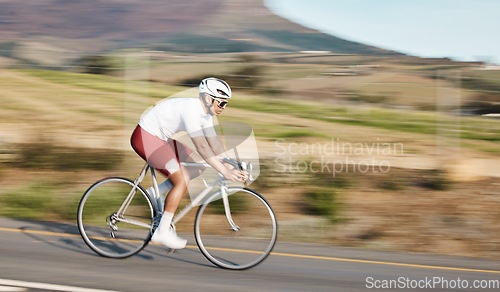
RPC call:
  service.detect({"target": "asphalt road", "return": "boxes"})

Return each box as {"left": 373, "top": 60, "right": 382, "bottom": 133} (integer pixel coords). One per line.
{"left": 0, "top": 218, "right": 499, "bottom": 292}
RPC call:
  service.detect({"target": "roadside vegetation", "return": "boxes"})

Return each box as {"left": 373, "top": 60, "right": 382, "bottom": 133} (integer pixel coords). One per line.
{"left": 1, "top": 54, "right": 499, "bottom": 258}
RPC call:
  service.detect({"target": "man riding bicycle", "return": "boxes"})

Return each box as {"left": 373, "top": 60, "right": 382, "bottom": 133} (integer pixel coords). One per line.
{"left": 130, "top": 78, "right": 247, "bottom": 249}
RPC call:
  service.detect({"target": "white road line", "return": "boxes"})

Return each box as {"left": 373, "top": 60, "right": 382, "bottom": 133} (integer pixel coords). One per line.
{"left": 0, "top": 279, "right": 119, "bottom": 292}
{"left": 0, "top": 285, "right": 27, "bottom": 291}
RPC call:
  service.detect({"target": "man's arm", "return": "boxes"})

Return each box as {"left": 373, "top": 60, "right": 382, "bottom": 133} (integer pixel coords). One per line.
{"left": 205, "top": 135, "right": 227, "bottom": 158}
{"left": 191, "top": 136, "right": 244, "bottom": 182}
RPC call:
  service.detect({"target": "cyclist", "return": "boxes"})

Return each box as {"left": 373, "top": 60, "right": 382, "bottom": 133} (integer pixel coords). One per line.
{"left": 130, "top": 77, "right": 247, "bottom": 249}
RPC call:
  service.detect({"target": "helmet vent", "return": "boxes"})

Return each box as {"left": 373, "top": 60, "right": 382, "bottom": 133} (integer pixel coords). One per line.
{"left": 217, "top": 89, "right": 229, "bottom": 97}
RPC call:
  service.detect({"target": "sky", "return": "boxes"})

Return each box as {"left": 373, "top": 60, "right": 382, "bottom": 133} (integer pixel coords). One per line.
{"left": 266, "top": 0, "right": 500, "bottom": 64}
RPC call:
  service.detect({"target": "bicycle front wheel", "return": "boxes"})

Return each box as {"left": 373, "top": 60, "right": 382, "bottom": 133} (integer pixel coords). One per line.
{"left": 195, "top": 187, "right": 277, "bottom": 270}
{"left": 77, "top": 177, "right": 156, "bottom": 258}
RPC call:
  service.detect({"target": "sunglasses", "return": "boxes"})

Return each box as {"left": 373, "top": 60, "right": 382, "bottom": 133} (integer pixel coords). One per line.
{"left": 210, "top": 96, "right": 229, "bottom": 109}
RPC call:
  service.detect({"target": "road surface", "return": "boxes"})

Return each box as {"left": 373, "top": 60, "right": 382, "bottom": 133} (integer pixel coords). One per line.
{"left": 0, "top": 218, "right": 499, "bottom": 291}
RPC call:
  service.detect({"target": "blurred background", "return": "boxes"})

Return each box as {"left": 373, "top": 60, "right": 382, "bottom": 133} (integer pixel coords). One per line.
{"left": 0, "top": 0, "right": 499, "bottom": 259}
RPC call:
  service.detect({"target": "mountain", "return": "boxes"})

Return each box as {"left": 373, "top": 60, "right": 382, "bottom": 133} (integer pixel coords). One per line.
{"left": 0, "top": 0, "right": 402, "bottom": 65}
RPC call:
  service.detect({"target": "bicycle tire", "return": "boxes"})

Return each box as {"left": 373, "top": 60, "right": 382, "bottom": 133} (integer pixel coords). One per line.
{"left": 77, "top": 177, "right": 156, "bottom": 259}
{"left": 194, "top": 187, "right": 277, "bottom": 270}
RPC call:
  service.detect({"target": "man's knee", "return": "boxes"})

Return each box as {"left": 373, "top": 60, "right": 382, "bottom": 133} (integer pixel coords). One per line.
{"left": 171, "top": 175, "right": 188, "bottom": 192}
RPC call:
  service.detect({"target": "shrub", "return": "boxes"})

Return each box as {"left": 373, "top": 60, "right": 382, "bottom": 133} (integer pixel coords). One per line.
{"left": 349, "top": 94, "right": 389, "bottom": 104}
{"left": 379, "top": 180, "right": 404, "bottom": 191}
{"left": 14, "top": 142, "right": 122, "bottom": 171}
{"left": 303, "top": 187, "right": 340, "bottom": 222}
{"left": 419, "top": 169, "right": 451, "bottom": 190}
{"left": 76, "top": 55, "right": 115, "bottom": 75}
{"left": 0, "top": 183, "right": 54, "bottom": 219}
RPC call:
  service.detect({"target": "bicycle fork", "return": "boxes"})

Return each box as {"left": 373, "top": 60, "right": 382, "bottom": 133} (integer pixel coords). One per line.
{"left": 170, "top": 178, "right": 240, "bottom": 233}
{"left": 221, "top": 184, "right": 240, "bottom": 232}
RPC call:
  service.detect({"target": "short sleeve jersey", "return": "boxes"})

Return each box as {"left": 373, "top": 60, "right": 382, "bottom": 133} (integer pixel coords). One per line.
{"left": 138, "top": 97, "right": 216, "bottom": 141}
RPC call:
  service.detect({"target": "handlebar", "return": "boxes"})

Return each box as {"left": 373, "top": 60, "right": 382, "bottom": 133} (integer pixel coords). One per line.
{"left": 180, "top": 157, "right": 254, "bottom": 181}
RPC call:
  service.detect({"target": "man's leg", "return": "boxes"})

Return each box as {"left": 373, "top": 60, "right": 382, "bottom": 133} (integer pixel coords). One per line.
{"left": 163, "top": 168, "right": 188, "bottom": 213}
{"left": 151, "top": 165, "right": 188, "bottom": 249}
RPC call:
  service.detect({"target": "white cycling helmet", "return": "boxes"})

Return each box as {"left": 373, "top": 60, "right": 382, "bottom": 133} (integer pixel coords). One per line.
{"left": 199, "top": 77, "right": 232, "bottom": 99}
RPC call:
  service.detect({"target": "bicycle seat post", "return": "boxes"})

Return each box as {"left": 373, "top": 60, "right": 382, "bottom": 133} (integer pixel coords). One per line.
{"left": 150, "top": 167, "right": 162, "bottom": 211}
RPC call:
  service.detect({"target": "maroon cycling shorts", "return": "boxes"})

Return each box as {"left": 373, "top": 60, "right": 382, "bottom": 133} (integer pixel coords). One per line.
{"left": 130, "top": 125, "right": 193, "bottom": 176}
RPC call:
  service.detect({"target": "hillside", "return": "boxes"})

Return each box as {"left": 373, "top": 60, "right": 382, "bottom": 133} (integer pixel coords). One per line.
{"left": 0, "top": 0, "right": 401, "bottom": 66}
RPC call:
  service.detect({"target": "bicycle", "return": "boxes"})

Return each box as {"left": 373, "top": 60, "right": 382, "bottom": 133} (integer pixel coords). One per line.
{"left": 77, "top": 158, "right": 278, "bottom": 270}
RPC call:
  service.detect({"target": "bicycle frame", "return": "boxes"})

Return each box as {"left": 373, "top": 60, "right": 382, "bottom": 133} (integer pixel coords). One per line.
{"left": 115, "top": 162, "right": 240, "bottom": 232}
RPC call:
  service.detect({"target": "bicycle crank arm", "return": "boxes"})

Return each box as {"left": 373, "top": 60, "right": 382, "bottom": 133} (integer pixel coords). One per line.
{"left": 113, "top": 217, "right": 152, "bottom": 229}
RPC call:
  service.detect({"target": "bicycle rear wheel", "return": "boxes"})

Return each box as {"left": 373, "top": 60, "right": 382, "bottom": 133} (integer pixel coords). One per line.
{"left": 194, "top": 187, "right": 277, "bottom": 270}
{"left": 77, "top": 177, "right": 156, "bottom": 258}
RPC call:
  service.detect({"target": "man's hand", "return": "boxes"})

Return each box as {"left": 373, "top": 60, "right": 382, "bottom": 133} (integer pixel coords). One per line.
{"left": 223, "top": 168, "right": 248, "bottom": 182}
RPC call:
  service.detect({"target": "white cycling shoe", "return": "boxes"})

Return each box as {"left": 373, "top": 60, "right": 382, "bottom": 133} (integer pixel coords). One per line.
{"left": 151, "top": 227, "right": 187, "bottom": 250}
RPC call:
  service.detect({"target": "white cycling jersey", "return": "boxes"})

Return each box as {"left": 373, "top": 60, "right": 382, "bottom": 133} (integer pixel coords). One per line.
{"left": 139, "top": 97, "right": 216, "bottom": 141}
